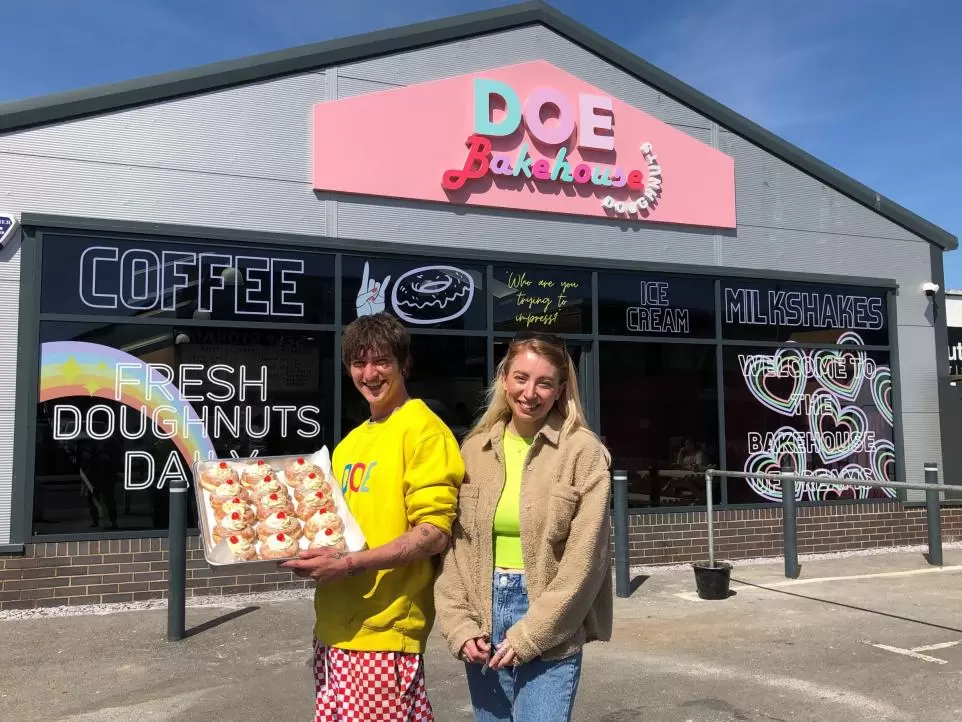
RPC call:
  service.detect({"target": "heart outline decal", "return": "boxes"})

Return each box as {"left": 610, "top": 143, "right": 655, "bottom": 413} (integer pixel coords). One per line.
{"left": 806, "top": 465, "right": 873, "bottom": 501}
{"left": 744, "top": 426, "right": 807, "bottom": 502}
{"left": 839, "top": 464, "right": 872, "bottom": 500}
{"left": 810, "top": 332, "right": 866, "bottom": 402}
{"left": 871, "top": 365, "right": 894, "bottom": 427}
{"left": 870, "top": 439, "right": 898, "bottom": 498}
{"left": 741, "top": 347, "right": 808, "bottom": 417}
{"left": 807, "top": 468, "right": 842, "bottom": 501}
{"left": 807, "top": 388, "right": 869, "bottom": 464}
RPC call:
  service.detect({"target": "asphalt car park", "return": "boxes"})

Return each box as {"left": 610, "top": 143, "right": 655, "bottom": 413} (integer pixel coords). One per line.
{"left": 2, "top": 545, "right": 961, "bottom": 721}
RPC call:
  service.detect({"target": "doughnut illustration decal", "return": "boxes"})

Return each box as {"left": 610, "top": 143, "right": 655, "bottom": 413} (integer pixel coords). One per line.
{"left": 390, "top": 265, "right": 475, "bottom": 325}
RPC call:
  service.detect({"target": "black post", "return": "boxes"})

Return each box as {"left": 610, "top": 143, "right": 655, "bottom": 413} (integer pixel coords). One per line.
{"left": 780, "top": 460, "right": 800, "bottom": 579}
{"left": 167, "top": 476, "right": 188, "bottom": 641}
{"left": 924, "top": 463, "right": 943, "bottom": 567}
{"left": 613, "top": 469, "right": 630, "bottom": 598}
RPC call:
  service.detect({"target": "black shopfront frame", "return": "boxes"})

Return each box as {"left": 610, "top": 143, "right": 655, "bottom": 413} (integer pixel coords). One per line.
{"left": 9, "top": 214, "right": 904, "bottom": 544}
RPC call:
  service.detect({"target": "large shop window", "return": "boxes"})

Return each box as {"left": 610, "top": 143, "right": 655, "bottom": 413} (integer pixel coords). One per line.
{"left": 341, "top": 335, "right": 488, "bottom": 443}
{"left": 34, "top": 322, "right": 335, "bottom": 535}
{"left": 599, "top": 343, "right": 718, "bottom": 507}
{"left": 41, "top": 233, "right": 336, "bottom": 324}
{"left": 722, "top": 345, "right": 896, "bottom": 504}
{"left": 341, "top": 255, "right": 486, "bottom": 330}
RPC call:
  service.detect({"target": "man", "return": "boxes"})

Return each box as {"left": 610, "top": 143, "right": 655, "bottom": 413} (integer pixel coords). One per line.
{"left": 283, "top": 312, "right": 464, "bottom": 721}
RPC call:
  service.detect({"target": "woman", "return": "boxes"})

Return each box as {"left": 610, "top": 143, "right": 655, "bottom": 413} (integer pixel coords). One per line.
{"left": 434, "top": 330, "right": 613, "bottom": 722}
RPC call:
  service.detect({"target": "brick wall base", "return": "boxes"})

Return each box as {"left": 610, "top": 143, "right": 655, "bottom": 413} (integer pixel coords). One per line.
{"left": 622, "top": 502, "right": 962, "bottom": 566}
{"left": 3, "top": 503, "right": 962, "bottom": 610}
{"left": 0, "top": 536, "right": 312, "bottom": 611}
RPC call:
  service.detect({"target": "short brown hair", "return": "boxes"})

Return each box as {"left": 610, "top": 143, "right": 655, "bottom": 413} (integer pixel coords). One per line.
{"left": 341, "top": 312, "right": 411, "bottom": 376}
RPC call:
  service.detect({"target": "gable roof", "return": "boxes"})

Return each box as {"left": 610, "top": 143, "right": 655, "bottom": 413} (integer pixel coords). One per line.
{"left": 0, "top": 1, "right": 954, "bottom": 251}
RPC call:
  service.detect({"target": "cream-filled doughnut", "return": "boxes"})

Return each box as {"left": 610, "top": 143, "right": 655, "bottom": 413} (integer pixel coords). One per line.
{"left": 296, "top": 491, "right": 334, "bottom": 522}
{"left": 214, "top": 497, "right": 255, "bottom": 525}
{"left": 240, "top": 459, "right": 275, "bottom": 489}
{"left": 260, "top": 532, "right": 299, "bottom": 560}
{"left": 284, "top": 457, "right": 323, "bottom": 487}
{"left": 305, "top": 510, "right": 345, "bottom": 540}
{"left": 199, "top": 461, "right": 239, "bottom": 492}
{"left": 213, "top": 510, "right": 256, "bottom": 544}
{"left": 210, "top": 478, "right": 249, "bottom": 508}
{"left": 256, "top": 492, "right": 295, "bottom": 520}
{"left": 250, "top": 474, "right": 286, "bottom": 500}
{"left": 258, "top": 510, "right": 302, "bottom": 541}
{"left": 309, "top": 526, "right": 347, "bottom": 552}
{"left": 225, "top": 534, "right": 257, "bottom": 561}
{"left": 293, "top": 471, "right": 332, "bottom": 502}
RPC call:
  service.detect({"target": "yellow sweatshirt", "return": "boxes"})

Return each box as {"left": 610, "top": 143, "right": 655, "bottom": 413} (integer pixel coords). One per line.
{"left": 313, "top": 398, "right": 464, "bottom": 653}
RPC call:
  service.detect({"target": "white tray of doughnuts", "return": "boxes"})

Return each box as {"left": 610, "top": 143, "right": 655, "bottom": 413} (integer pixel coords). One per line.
{"left": 191, "top": 447, "right": 367, "bottom": 568}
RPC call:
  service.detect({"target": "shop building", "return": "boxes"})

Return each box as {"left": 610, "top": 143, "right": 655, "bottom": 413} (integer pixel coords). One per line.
{"left": 0, "top": 2, "right": 959, "bottom": 610}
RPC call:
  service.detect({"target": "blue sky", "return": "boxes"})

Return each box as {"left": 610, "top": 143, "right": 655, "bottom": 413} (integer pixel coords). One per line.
{"left": 2, "top": 0, "right": 960, "bottom": 284}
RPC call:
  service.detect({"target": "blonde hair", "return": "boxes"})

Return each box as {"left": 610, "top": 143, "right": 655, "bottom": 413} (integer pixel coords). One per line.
{"left": 469, "top": 334, "right": 590, "bottom": 440}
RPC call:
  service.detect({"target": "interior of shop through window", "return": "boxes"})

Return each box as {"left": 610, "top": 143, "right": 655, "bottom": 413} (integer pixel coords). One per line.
{"left": 27, "top": 227, "right": 900, "bottom": 538}
{"left": 599, "top": 342, "right": 719, "bottom": 508}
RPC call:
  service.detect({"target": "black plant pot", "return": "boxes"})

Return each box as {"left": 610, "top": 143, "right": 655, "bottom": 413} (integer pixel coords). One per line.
{"left": 691, "top": 561, "right": 732, "bottom": 600}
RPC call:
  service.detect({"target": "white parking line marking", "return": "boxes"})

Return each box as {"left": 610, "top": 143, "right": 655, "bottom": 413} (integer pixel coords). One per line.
{"left": 867, "top": 642, "right": 950, "bottom": 664}
{"left": 761, "top": 565, "right": 962, "bottom": 588}
{"left": 912, "top": 641, "right": 962, "bottom": 652}
{"left": 674, "top": 564, "right": 962, "bottom": 601}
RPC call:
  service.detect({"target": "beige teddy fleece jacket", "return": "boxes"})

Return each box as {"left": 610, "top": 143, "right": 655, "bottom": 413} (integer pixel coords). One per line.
{"left": 434, "top": 411, "right": 613, "bottom": 663}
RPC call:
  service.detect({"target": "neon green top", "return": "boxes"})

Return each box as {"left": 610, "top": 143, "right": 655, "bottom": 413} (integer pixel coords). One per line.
{"left": 493, "top": 428, "right": 533, "bottom": 569}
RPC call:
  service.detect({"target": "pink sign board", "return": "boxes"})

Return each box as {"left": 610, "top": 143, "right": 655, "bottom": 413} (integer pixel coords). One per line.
{"left": 313, "top": 60, "right": 736, "bottom": 228}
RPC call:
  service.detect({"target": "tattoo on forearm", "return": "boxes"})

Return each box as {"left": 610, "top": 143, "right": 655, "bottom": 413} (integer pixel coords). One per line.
{"left": 379, "top": 524, "right": 448, "bottom": 568}
{"left": 415, "top": 524, "right": 446, "bottom": 553}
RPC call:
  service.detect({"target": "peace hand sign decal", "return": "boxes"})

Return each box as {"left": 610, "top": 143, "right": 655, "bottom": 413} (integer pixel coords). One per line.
{"left": 356, "top": 261, "right": 391, "bottom": 318}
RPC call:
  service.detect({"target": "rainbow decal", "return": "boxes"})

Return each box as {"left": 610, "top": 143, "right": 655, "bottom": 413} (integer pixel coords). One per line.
{"left": 39, "top": 341, "right": 215, "bottom": 463}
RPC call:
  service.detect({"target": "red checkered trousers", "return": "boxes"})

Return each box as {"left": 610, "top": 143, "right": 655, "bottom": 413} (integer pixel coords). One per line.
{"left": 313, "top": 639, "right": 434, "bottom": 721}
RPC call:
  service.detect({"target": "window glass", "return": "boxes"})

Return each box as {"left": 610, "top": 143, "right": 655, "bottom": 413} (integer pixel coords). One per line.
{"left": 723, "top": 345, "right": 896, "bottom": 504}
{"left": 342, "top": 255, "right": 485, "bottom": 330}
{"left": 720, "top": 279, "right": 889, "bottom": 345}
{"left": 492, "top": 265, "right": 592, "bottom": 333}
{"left": 341, "top": 335, "right": 488, "bottom": 443}
{"left": 598, "top": 272, "right": 714, "bottom": 338}
{"left": 40, "top": 234, "right": 335, "bottom": 324}
{"left": 599, "top": 343, "right": 719, "bottom": 507}
{"left": 33, "top": 321, "right": 334, "bottom": 535}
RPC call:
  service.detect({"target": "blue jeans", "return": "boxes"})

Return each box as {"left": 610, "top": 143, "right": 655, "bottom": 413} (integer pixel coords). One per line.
{"left": 465, "top": 571, "right": 583, "bottom": 722}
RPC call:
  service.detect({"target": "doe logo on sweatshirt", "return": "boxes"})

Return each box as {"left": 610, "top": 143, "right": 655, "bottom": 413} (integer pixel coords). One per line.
{"left": 340, "top": 461, "right": 376, "bottom": 495}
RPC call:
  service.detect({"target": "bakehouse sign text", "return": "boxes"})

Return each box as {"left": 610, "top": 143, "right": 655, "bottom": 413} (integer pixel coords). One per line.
{"left": 442, "top": 79, "right": 663, "bottom": 218}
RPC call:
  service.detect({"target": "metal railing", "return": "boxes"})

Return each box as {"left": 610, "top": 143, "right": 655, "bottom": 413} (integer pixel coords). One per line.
{"left": 705, "top": 463, "right": 949, "bottom": 579}
{"left": 168, "top": 465, "right": 954, "bottom": 626}
{"left": 611, "top": 463, "right": 953, "bottom": 597}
